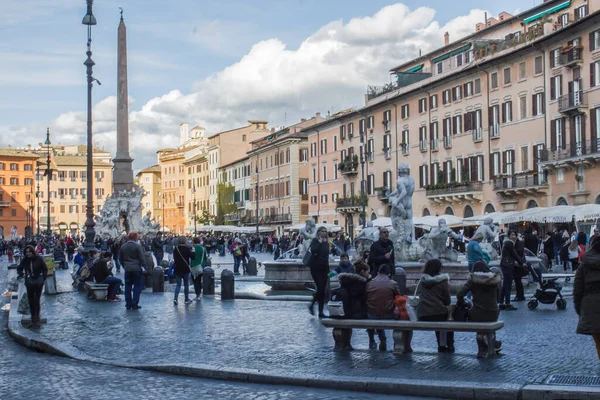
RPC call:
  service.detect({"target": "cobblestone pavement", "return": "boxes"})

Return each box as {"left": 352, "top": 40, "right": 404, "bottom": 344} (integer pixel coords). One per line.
{"left": 0, "top": 259, "right": 434, "bottom": 400}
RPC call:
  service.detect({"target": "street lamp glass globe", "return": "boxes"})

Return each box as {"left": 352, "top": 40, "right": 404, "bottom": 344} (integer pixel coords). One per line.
{"left": 82, "top": 1, "right": 96, "bottom": 26}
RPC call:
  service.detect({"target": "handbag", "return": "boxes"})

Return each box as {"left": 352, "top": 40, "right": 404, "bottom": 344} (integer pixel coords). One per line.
{"left": 167, "top": 262, "right": 175, "bottom": 279}
{"left": 302, "top": 247, "right": 313, "bottom": 266}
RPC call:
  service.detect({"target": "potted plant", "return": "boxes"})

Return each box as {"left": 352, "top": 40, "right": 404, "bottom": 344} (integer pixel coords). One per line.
{"left": 575, "top": 174, "right": 584, "bottom": 182}
{"left": 352, "top": 154, "right": 359, "bottom": 169}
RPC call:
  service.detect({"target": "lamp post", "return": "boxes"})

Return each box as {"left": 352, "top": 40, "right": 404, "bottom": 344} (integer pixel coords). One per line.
{"left": 82, "top": 0, "right": 99, "bottom": 252}
{"left": 44, "top": 128, "right": 52, "bottom": 237}
{"left": 255, "top": 164, "right": 259, "bottom": 236}
{"left": 36, "top": 166, "right": 40, "bottom": 236}
{"left": 192, "top": 181, "right": 197, "bottom": 235}
{"left": 359, "top": 131, "right": 366, "bottom": 228}
{"left": 161, "top": 192, "right": 165, "bottom": 231}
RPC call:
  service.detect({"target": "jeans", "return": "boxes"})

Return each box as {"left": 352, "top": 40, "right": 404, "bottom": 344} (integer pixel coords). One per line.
{"left": 501, "top": 267, "right": 514, "bottom": 305}
{"left": 175, "top": 273, "right": 190, "bottom": 301}
{"left": 26, "top": 280, "right": 44, "bottom": 318}
{"left": 124, "top": 271, "right": 143, "bottom": 308}
{"left": 102, "top": 276, "right": 122, "bottom": 298}
{"left": 367, "top": 313, "right": 394, "bottom": 340}
{"left": 192, "top": 273, "right": 202, "bottom": 297}
{"left": 419, "top": 313, "right": 454, "bottom": 347}
{"left": 233, "top": 255, "right": 241, "bottom": 274}
{"left": 154, "top": 251, "right": 163, "bottom": 266}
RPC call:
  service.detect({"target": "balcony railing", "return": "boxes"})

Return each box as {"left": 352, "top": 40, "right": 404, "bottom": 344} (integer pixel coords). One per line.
{"left": 430, "top": 139, "right": 439, "bottom": 151}
{"left": 336, "top": 196, "right": 363, "bottom": 210}
{"left": 542, "top": 139, "right": 600, "bottom": 163}
{"left": 377, "top": 187, "right": 389, "bottom": 202}
{"left": 558, "top": 91, "right": 587, "bottom": 114}
{"left": 426, "top": 181, "right": 483, "bottom": 197}
{"left": 339, "top": 161, "right": 359, "bottom": 176}
{"left": 401, "top": 143, "right": 409, "bottom": 155}
{"left": 176, "top": 202, "right": 184, "bottom": 208}
{"left": 493, "top": 174, "right": 546, "bottom": 191}
{"left": 265, "top": 213, "right": 292, "bottom": 223}
{"left": 419, "top": 140, "right": 427, "bottom": 152}
{"left": 559, "top": 46, "right": 583, "bottom": 68}
{"left": 489, "top": 124, "right": 500, "bottom": 139}
{"left": 383, "top": 148, "right": 391, "bottom": 159}
{"left": 473, "top": 127, "right": 483, "bottom": 142}
{"left": 0, "top": 201, "right": 10, "bottom": 207}
{"left": 236, "top": 201, "right": 245, "bottom": 208}
{"left": 225, "top": 214, "right": 240, "bottom": 222}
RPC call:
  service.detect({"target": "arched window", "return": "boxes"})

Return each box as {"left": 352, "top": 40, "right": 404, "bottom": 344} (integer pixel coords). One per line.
{"left": 595, "top": 195, "right": 600, "bottom": 205}
{"left": 484, "top": 204, "right": 495, "bottom": 214}
{"left": 444, "top": 207, "right": 454, "bottom": 215}
{"left": 464, "top": 205, "right": 474, "bottom": 218}
{"left": 370, "top": 212, "right": 377, "bottom": 221}
{"left": 556, "top": 197, "right": 568, "bottom": 206}
{"left": 422, "top": 208, "right": 431, "bottom": 216}
{"left": 526, "top": 200, "right": 539, "bottom": 209}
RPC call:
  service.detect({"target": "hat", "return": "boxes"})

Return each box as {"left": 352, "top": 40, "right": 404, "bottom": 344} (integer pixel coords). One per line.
{"left": 472, "top": 260, "right": 490, "bottom": 273}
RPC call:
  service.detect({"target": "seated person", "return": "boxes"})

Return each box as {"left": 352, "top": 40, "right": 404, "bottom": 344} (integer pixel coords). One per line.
{"left": 329, "top": 252, "right": 353, "bottom": 277}
{"left": 366, "top": 264, "right": 400, "bottom": 351}
{"left": 91, "top": 251, "right": 123, "bottom": 301}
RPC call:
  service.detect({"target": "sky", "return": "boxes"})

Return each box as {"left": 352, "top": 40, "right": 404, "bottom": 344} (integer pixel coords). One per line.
{"left": 0, "top": 0, "right": 540, "bottom": 170}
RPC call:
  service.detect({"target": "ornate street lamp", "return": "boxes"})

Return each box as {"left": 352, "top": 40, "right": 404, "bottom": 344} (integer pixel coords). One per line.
{"left": 192, "top": 180, "right": 197, "bottom": 235}
{"left": 44, "top": 128, "right": 51, "bottom": 237}
{"left": 359, "top": 130, "right": 366, "bottom": 228}
{"left": 36, "top": 166, "right": 40, "bottom": 236}
{"left": 255, "top": 164, "right": 259, "bottom": 236}
{"left": 82, "top": 0, "right": 100, "bottom": 252}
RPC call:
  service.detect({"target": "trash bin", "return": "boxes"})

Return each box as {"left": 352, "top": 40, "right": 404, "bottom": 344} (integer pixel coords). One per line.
{"left": 394, "top": 266, "right": 407, "bottom": 295}
{"left": 221, "top": 269, "right": 234, "bottom": 300}
{"left": 246, "top": 257, "right": 257, "bottom": 276}
{"left": 152, "top": 267, "right": 164, "bottom": 293}
{"left": 202, "top": 267, "right": 215, "bottom": 296}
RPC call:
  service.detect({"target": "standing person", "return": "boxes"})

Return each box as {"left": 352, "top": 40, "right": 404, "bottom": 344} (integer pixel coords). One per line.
{"left": 499, "top": 230, "right": 525, "bottom": 310}
{"left": 467, "top": 233, "right": 485, "bottom": 271}
{"left": 416, "top": 259, "right": 454, "bottom": 353}
{"left": 231, "top": 237, "right": 243, "bottom": 276}
{"left": 17, "top": 245, "right": 48, "bottom": 328}
{"left": 66, "top": 236, "right": 76, "bottom": 262}
{"left": 190, "top": 237, "right": 207, "bottom": 301}
{"left": 152, "top": 232, "right": 164, "bottom": 266}
{"left": 552, "top": 228, "right": 564, "bottom": 268}
{"left": 574, "top": 235, "right": 600, "bottom": 358}
{"left": 512, "top": 233, "right": 527, "bottom": 302}
{"left": 165, "top": 236, "right": 174, "bottom": 263}
{"left": 542, "top": 233, "right": 554, "bottom": 269}
{"left": 111, "top": 238, "right": 122, "bottom": 273}
{"left": 307, "top": 226, "right": 330, "bottom": 318}
{"left": 173, "top": 236, "right": 194, "bottom": 305}
{"left": 368, "top": 227, "right": 395, "bottom": 277}
{"left": 119, "top": 232, "right": 146, "bottom": 310}
{"left": 366, "top": 264, "right": 400, "bottom": 351}
{"left": 568, "top": 239, "right": 583, "bottom": 272}
{"left": 524, "top": 230, "right": 539, "bottom": 255}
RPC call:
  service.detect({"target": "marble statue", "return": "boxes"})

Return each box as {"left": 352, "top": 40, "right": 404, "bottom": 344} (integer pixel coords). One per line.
{"left": 474, "top": 217, "right": 500, "bottom": 260}
{"left": 141, "top": 211, "right": 161, "bottom": 236}
{"left": 298, "top": 219, "right": 317, "bottom": 258}
{"left": 10, "top": 226, "right": 18, "bottom": 240}
{"left": 420, "top": 219, "right": 460, "bottom": 262}
{"left": 94, "top": 186, "right": 152, "bottom": 239}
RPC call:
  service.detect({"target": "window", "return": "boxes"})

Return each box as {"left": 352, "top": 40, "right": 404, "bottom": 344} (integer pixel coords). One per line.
{"left": 322, "top": 164, "right": 327, "bottom": 181}
{"left": 592, "top": 61, "right": 600, "bottom": 87}
{"left": 550, "top": 48, "right": 561, "bottom": 68}
{"left": 591, "top": 30, "right": 600, "bottom": 52}
{"left": 12, "top": 209, "right": 16, "bottom": 217}
{"left": 418, "top": 165, "right": 428, "bottom": 188}
{"left": 333, "top": 135, "right": 338, "bottom": 152}
{"left": 453, "top": 115, "right": 462, "bottom": 135}
{"left": 331, "top": 193, "right": 338, "bottom": 202}
{"left": 383, "top": 134, "right": 391, "bottom": 159}
{"left": 463, "top": 81, "right": 473, "bottom": 97}
{"left": 443, "top": 117, "right": 452, "bottom": 147}
{"left": 456, "top": 53, "right": 463, "bottom": 67}
{"left": 359, "top": 118, "right": 366, "bottom": 134}
{"left": 419, "top": 126, "right": 427, "bottom": 152}
{"left": 429, "top": 94, "right": 438, "bottom": 109}
{"left": 383, "top": 110, "right": 391, "bottom": 131}
{"left": 321, "top": 194, "right": 327, "bottom": 204}
{"left": 24, "top": 178, "right": 32, "bottom": 185}
{"left": 367, "top": 116, "right": 375, "bottom": 129}
{"left": 474, "top": 78, "right": 481, "bottom": 94}
{"left": 367, "top": 174, "right": 374, "bottom": 195}
{"left": 9, "top": 163, "right": 18, "bottom": 171}
{"left": 452, "top": 85, "right": 462, "bottom": 101}
{"left": 312, "top": 167, "right": 317, "bottom": 183}
{"left": 367, "top": 138, "right": 375, "bottom": 162}
{"left": 24, "top": 164, "right": 33, "bottom": 171}
{"left": 551, "top": 75, "right": 562, "bottom": 100}
{"left": 339, "top": 125, "right": 346, "bottom": 139}
{"left": 491, "top": 72, "right": 498, "bottom": 89}
{"left": 310, "top": 142, "right": 317, "bottom": 157}
{"left": 442, "top": 89, "right": 451, "bottom": 105}
{"left": 430, "top": 122, "right": 439, "bottom": 151}
{"left": 519, "top": 96, "right": 527, "bottom": 120}
{"left": 348, "top": 122, "right": 354, "bottom": 137}
{"left": 519, "top": 62, "right": 526, "bottom": 80}
{"left": 401, "top": 104, "right": 409, "bottom": 119}
{"left": 320, "top": 139, "right": 327, "bottom": 155}
{"left": 333, "top": 162, "right": 339, "bottom": 180}
{"left": 491, "top": 152, "right": 501, "bottom": 178}
{"left": 532, "top": 93, "right": 545, "bottom": 116}
{"left": 436, "top": 62, "right": 443, "bottom": 74}
{"left": 401, "top": 129, "right": 409, "bottom": 154}
{"left": 419, "top": 97, "right": 427, "bottom": 113}
{"left": 575, "top": 5, "right": 588, "bottom": 20}
{"left": 534, "top": 56, "right": 543, "bottom": 74}
{"left": 502, "top": 101, "right": 512, "bottom": 123}
{"left": 521, "top": 146, "right": 529, "bottom": 171}
{"left": 558, "top": 12, "right": 569, "bottom": 27}
{"left": 383, "top": 170, "right": 392, "bottom": 189}
{"left": 9, "top": 178, "right": 18, "bottom": 185}
{"left": 503, "top": 67, "right": 511, "bottom": 85}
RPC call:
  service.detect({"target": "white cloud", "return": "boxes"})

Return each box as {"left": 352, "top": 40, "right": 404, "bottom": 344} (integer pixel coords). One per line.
{"left": 1, "top": 3, "right": 488, "bottom": 169}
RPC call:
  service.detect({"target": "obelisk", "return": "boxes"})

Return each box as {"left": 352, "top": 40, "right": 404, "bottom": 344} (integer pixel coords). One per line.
{"left": 113, "top": 9, "right": 134, "bottom": 192}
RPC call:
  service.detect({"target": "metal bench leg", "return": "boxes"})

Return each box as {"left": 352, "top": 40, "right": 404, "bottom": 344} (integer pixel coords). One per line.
{"left": 476, "top": 332, "right": 497, "bottom": 358}
{"left": 333, "top": 328, "right": 343, "bottom": 351}
{"left": 392, "top": 330, "right": 413, "bottom": 354}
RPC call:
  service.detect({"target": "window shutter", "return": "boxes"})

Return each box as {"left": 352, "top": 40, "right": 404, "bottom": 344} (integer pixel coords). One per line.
{"left": 570, "top": 117, "right": 576, "bottom": 152}
{"left": 541, "top": 93, "right": 545, "bottom": 114}
{"left": 533, "top": 145, "right": 540, "bottom": 172}
{"left": 592, "top": 109, "right": 598, "bottom": 152}
{"left": 442, "top": 162, "right": 448, "bottom": 184}
{"left": 479, "top": 155, "right": 484, "bottom": 181}
{"left": 551, "top": 120, "right": 557, "bottom": 151}
{"left": 452, "top": 88, "right": 456, "bottom": 101}
{"left": 550, "top": 77, "right": 556, "bottom": 100}
{"left": 488, "top": 107, "right": 493, "bottom": 127}
{"left": 502, "top": 151, "right": 507, "bottom": 174}
{"left": 452, "top": 117, "right": 457, "bottom": 134}
{"left": 489, "top": 153, "right": 494, "bottom": 179}
{"left": 561, "top": 118, "right": 567, "bottom": 150}
{"left": 443, "top": 118, "right": 448, "bottom": 138}
{"left": 464, "top": 113, "right": 470, "bottom": 132}
{"left": 463, "top": 83, "right": 468, "bottom": 96}
{"left": 429, "top": 96, "right": 434, "bottom": 109}
{"left": 532, "top": 94, "right": 537, "bottom": 116}
{"left": 591, "top": 63, "right": 596, "bottom": 88}
{"left": 419, "top": 167, "right": 424, "bottom": 188}
{"left": 501, "top": 103, "right": 506, "bottom": 123}
{"left": 582, "top": 116, "right": 587, "bottom": 155}
{"left": 550, "top": 51, "right": 555, "bottom": 68}
{"left": 591, "top": 32, "right": 597, "bottom": 52}
{"left": 568, "top": 80, "right": 574, "bottom": 95}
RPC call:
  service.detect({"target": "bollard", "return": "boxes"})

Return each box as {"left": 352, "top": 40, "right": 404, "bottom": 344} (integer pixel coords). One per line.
{"left": 221, "top": 269, "right": 235, "bottom": 300}
{"left": 202, "top": 267, "right": 215, "bottom": 296}
{"left": 152, "top": 267, "right": 164, "bottom": 293}
{"left": 246, "top": 257, "right": 257, "bottom": 276}
{"left": 394, "top": 266, "right": 408, "bottom": 295}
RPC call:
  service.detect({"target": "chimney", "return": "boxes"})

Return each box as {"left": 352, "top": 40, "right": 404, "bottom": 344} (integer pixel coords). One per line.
{"left": 301, "top": 118, "right": 306, "bottom": 122}
{"left": 444, "top": 32, "right": 449, "bottom": 46}
{"left": 316, "top": 112, "right": 321, "bottom": 118}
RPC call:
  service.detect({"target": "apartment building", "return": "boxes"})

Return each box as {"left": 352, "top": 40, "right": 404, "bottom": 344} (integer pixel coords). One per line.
{"left": 136, "top": 165, "right": 162, "bottom": 225}
{"left": 308, "top": 0, "right": 600, "bottom": 236}
{"left": 218, "top": 157, "right": 252, "bottom": 226}
{"left": 158, "top": 148, "right": 188, "bottom": 234}
{"left": 246, "top": 114, "right": 325, "bottom": 234}
{"left": 207, "top": 121, "right": 270, "bottom": 216}
{"left": 0, "top": 149, "right": 39, "bottom": 238}
{"left": 183, "top": 151, "right": 210, "bottom": 232}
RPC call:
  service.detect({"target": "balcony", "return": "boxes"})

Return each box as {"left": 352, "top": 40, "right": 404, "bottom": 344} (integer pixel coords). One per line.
{"left": 493, "top": 173, "right": 548, "bottom": 196}
{"left": 0, "top": 201, "right": 10, "bottom": 207}
{"left": 558, "top": 91, "right": 587, "bottom": 115}
{"left": 559, "top": 46, "right": 583, "bottom": 68}
{"left": 489, "top": 124, "right": 500, "bottom": 139}
{"left": 419, "top": 140, "right": 427, "bottom": 152}
{"left": 339, "top": 157, "right": 359, "bottom": 176}
{"left": 443, "top": 135, "right": 452, "bottom": 149}
{"left": 236, "top": 201, "right": 246, "bottom": 209}
{"left": 265, "top": 213, "right": 292, "bottom": 223}
{"left": 472, "top": 127, "right": 483, "bottom": 142}
{"left": 367, "top": 70, "right": 432, "bottom": 101}
{"left": 376, "top": 187, "right": 389, "bottom": 203}
{"left": 301, "top": 193, "right": 308, "bottom": 201}
{"left": 336, "top": 196, "right": 363, "bottom": 213}
{"left": 176, "top": 202, "right": 184, "bottom": 208}
{"left": 541, "top": 139, "right": 600, "bottom": 170}
{"left": 425, "top": 181, "right": 483, "bottom": 203}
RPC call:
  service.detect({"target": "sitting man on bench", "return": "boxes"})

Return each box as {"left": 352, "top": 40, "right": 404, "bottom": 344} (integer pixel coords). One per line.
{"left": 91, "top": 251, "right": 123, "bottom": 301}
{"left": 366, "top": 263, "right": 400, "bottom": 351}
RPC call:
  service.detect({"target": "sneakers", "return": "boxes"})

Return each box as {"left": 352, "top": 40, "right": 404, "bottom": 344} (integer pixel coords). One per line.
{"left": 131, "top": 305, "right": 142, "bottom": 310}
{"left": 184, "top": 299, "right": 193, "bottom": 304}
{"left": 173, "top": 300, "right": 178, "bottom": 306}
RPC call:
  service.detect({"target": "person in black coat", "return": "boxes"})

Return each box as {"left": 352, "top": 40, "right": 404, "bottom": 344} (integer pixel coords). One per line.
{"left": 17, "top": 245, "right": 48, "bottom": 328}
{"left": 368, "top": 227, "right": 395, "bottom": 277}
{"left": 173, "top": 236, "right": 194, "bottom": 305}
{"left": 523, "top": 230, "right": 539, "bottom": 255}
{"left": 499, "top": 230, "right": 525, "bottom": 310}
{"left": 308, "top": 226, "right": 330, "bottom": 318}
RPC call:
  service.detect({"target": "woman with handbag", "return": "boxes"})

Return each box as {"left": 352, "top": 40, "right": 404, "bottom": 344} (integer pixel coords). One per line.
{"left": 17, "top": 245, "right": 48, "bottom": 329}
{"left": 173, "top": 236, "right": 195, "bottom": 305}
{"left": 190, "top": 237, "right": 207, "bottom": 301}
{"left": 500, "top": 230, "right": 524, "bottom": 310}
{"left": 308, "top": 226, "right": 330, "bottom": 318}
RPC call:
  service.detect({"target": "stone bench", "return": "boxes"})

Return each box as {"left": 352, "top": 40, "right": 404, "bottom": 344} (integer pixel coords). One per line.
{"left": 321, "top": 318, "right": 504, "bottom": 358}
{"left": 84, "top": 282, "right": 109, "bottom": 301}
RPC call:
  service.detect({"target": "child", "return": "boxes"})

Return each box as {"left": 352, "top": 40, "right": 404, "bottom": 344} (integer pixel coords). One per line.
{"left": 329, "top": 252, "right": 353, "bottom": 277}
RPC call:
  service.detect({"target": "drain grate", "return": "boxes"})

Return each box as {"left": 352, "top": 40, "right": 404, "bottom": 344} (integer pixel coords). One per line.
{"left": 546, "top": 375, "right": 600, "bottom": 387}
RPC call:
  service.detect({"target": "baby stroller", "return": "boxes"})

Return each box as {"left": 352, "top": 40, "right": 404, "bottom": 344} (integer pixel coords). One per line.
{"left": 527, "top": 265, "right": 567, "bottom": 310}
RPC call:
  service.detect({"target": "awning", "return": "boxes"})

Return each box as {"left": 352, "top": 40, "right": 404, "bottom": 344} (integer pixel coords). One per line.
{"left": 431, "top": 44, "right": 472, "bottom": 64}
{"left": 523, "top": 0, "right": 571, "bottom": 24}
{"left": 403, "top": 64, "right": 424, "bottom": 73}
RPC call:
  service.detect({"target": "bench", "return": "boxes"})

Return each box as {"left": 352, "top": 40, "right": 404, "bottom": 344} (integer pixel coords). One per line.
{"left": 84, "top": 282, "right": 109, "bottom": 301}
{"left": 321, "top": 319, "right": 504, "bottom": 358}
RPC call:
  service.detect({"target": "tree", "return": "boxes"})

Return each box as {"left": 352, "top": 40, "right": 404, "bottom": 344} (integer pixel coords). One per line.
{"left": 215, "top": 182, "right": 237, "bottom": 225}
{"left": 196, "top": 209, "right": 212, "bottom": 226}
